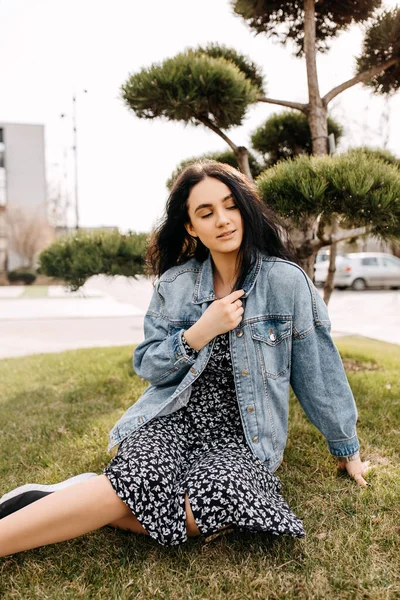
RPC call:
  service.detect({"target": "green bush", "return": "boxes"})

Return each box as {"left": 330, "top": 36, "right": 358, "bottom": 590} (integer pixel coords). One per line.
{"left": 39, "top": 230, "right": 149, "bottom": 291}
{"left": 7, "top": 270, "right": 37, "bottom": 285}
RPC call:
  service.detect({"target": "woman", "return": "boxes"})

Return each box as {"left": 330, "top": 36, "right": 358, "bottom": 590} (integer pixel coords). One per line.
{"left": 0, "top": 161, "right": 371, "bottom": 557}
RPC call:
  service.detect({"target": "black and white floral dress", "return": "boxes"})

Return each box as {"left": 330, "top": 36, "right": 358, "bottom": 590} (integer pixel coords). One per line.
{"left": 103, "top": 332, "right": 305, "bottom": 546}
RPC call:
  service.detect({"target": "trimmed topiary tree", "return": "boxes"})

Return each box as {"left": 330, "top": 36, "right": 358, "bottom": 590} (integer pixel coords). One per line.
{"left": 256, "top": 150, "right": 400, "bottom": 275}
{"left": 353, "top": 146, "right": 400, "bottom": 168}
{"left": 166, "top": 150, "right": 263, "bottom": 190}
{"left": 121, "top": 44, "right": 263, "bottom": 179}
{"left": 251, "top": 112, "right": 343, "bottom": 167}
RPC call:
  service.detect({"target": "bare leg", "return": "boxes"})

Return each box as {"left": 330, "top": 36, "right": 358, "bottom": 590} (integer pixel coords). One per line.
{"left": 0, "top": 475, "right": 132, "bottom": 557}
{"left": 0, "top": 476, "right": 204, "bottom": 557}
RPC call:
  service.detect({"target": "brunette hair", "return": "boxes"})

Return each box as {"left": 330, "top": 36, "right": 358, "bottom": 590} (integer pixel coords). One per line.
{"left": 146, "top": 160, "right": 294, "bottom": 291}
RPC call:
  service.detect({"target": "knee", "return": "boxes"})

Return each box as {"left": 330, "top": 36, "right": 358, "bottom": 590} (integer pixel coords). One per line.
{"left": 109, "top": 514, "right": 149, "bottom": 536}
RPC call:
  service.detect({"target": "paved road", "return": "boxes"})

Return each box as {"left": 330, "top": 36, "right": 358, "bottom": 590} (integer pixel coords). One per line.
{"left": 0, "top": 275, "right": 399, "bottom": 359}
{"left": 326, "top": 288, "right": 400, "bottom": 346}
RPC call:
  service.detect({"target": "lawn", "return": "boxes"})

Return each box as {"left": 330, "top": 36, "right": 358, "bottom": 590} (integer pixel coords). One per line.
{"left": 0, "top": 337, "right": 399, "bottom": 599}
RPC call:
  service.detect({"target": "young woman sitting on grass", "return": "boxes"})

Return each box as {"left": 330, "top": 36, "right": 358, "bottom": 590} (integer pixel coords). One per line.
{"left": 0, "top": 161, "right": 371, "bottom": 557}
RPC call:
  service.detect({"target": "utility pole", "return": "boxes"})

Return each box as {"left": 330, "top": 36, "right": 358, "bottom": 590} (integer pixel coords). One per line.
{"left": 72, "top": 94, "right": 79, "bottom": 229}
{"left": 61, "top": 89, "right": 87, "bottom": 230}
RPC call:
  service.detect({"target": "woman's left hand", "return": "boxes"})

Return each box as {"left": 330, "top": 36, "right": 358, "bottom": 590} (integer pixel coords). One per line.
{"left": 337, "top": 458, "right": 372, "bottom": 487}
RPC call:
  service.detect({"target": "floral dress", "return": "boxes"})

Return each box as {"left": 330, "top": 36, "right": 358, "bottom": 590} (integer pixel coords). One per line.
{"left": 103, "top": 332, "right": 305, "bottom": 546}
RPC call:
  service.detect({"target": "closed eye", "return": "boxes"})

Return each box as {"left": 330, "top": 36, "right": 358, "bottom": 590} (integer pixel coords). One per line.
{"left": 200, "top": 205, "right": 238, "bottom": 219}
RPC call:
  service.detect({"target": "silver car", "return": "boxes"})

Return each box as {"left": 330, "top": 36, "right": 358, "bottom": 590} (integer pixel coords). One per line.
{"left": 317, "top": 252, "right": 400, "bottom": 291}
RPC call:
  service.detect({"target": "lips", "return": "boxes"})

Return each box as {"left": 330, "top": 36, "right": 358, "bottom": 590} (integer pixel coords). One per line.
{"left": 217, "top": 230, "right": 236, "bottom": 238}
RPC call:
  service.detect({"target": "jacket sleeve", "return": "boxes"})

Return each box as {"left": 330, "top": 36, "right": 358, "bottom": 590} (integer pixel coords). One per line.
{"left": 133, "top": 281, "right": 197, "bottom": 386}
{"left": 289, "top": 270, "right": 360, "bottom": 457}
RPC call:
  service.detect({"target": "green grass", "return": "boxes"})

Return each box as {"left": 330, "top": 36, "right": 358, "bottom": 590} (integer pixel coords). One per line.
{"left": 20, "top": 286, "right": 49, "bottom": 298}
{"left": 0, "top": 338, "right": 399, "bottom": 599}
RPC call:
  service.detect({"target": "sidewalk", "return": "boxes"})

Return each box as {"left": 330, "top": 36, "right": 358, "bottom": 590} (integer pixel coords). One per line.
{"left": 0, "top": 285, "right": 145, "bottom": 320}
{"left": 0, "top": 280, "right": 399, "bottom": 360}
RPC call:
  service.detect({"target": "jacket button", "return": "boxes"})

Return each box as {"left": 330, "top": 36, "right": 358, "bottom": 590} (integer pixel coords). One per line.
{"left": 190, "top": 367, "right": 197, "bottom": 374}
{"left": 241, "top": 369, "right": 249, "bottom": 376}
{"left": 247, "top": 406, "right": 254, "bottom": 413}
{"left": 252, "top": 435, "right": 259, "bottom": 443}
{"left": 236, "top": 330, "right": 244, "bottom": 337}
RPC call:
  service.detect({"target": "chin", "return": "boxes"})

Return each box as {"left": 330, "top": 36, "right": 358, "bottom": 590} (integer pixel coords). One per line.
{"left": 213, "top": 243, "right": 241, "bottom": 254}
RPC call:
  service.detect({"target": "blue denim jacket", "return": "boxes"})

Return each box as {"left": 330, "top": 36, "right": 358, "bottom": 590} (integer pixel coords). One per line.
{"left": 108, "top": 250, "right": 360, "bottom": 472}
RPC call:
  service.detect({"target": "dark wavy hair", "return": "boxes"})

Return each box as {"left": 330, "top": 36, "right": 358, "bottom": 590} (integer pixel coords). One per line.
{"left": 146, "top": 160, "right": 294, "bottom": 291}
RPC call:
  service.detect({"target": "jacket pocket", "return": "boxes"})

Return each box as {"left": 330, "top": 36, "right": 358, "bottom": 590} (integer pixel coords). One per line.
{"left": 250, "top": 319, "right": 291, "bottom": 379}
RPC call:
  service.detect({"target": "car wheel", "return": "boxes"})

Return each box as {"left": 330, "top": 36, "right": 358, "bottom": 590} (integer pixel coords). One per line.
{"left": 351, "top": 278, "right": 367, "bottom": 291}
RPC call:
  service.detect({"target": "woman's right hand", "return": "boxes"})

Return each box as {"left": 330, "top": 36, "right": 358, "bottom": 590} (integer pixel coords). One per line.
{"left": 183, "top": 290, "right": 245, "bottom": 351}
{"left": 199, "top": 289, "right": 245, "bottom": 338}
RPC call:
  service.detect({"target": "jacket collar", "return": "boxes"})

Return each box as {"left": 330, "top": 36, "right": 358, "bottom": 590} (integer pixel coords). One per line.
{"left": 192, "top": 249, "right": 262, "bottom": 304}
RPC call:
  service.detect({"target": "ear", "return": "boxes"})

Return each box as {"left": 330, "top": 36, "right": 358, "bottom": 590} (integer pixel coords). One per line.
{"left": 184, "top": 221, "right": 198, "bottom": 238}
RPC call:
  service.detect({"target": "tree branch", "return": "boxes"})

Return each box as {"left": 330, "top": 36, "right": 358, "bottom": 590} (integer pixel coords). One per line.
{"left": 257, "top": 96, "right": 308, "bottom": 113}
{"left": 323, "top": 57, "right": 399, "bottom": 105}
{"left": 197, "top": 116, "right": 238, "bottom": 151}
{"left": 311, "top": 226, "right": 370, "bottom": 249}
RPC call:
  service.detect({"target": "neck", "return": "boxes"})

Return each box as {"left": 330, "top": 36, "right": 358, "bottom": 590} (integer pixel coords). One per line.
{"left": 211, "top": 250, "right": 240, "bottom": 291}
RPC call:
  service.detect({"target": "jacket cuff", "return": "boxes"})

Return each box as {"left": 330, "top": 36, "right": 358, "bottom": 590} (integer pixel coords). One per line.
{"left": 172, "top": 329, "right": 198, "bottom": 364}
{"left": 327, "top": 434, "right": 360, "bottom": 457}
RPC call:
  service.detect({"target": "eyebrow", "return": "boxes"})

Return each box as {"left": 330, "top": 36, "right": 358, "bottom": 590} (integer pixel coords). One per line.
{"left": 194, "top": 193, "right": 234, "bottom": 214}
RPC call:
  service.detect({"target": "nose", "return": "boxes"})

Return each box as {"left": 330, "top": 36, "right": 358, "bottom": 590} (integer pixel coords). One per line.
{"left": 215, "top": 209, "right": 230, "bottom": 227}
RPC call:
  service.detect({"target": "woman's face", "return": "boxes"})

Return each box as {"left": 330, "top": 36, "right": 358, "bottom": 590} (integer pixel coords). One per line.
{"left": 185, "top": 177, "right": 243, "bottom": 256}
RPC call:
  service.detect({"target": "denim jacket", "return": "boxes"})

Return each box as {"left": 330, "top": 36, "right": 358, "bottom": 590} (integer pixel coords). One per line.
{"left": 108, "top": 250, "right": 360, "bottom": 472}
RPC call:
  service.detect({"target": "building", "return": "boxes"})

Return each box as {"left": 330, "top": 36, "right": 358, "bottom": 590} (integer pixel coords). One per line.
{"left": 0, "top": 122, "right": 47, "bottom": 272}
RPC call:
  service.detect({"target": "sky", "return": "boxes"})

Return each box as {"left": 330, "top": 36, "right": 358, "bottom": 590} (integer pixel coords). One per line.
{"left": 1, "top": 0, "right": 399, "bottom": 233}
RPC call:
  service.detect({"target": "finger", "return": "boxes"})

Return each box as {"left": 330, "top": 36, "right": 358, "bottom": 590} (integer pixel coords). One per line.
{"left": 225, "top": 290, "right": 245, "bottom": 302}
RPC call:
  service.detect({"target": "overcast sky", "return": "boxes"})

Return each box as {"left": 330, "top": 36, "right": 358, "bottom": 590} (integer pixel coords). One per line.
{"left": 1, "top": 0, "right": 399, "bottom": 233}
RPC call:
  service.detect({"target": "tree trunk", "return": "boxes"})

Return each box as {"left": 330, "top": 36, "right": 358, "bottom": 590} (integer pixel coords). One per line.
{"left": 323, "top": 240, "right": 337, "bottom": 304}
{"left": 235, "top": 146, "right": 253, "bottom": 181}
{"left": 390, "top": 240, "right": 400, "bottom": 258}
{"left": 303, "top": 0, "right": 336, "bottom": 302}
{"left": 296, "top": 250, "right": 319, "bottom": 280}
{"left": 197, "top": 117, "right": 254, "bottom": 180}
{"left": 304, "top": 0, "right": 328, "bottom": 158}
{"left": 289, "top": 215, "right": 320, "bottom": 279}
